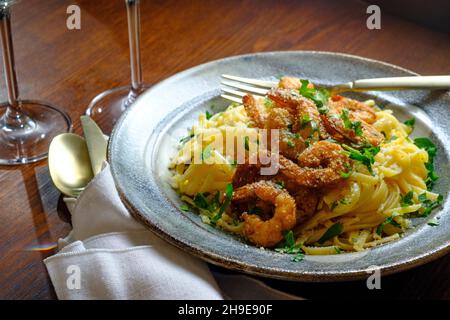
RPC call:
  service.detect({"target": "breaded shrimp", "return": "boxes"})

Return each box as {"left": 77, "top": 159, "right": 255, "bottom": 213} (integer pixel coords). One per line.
{"left": 266, "top": 108, "right": 306, "bottom": 160}
{"left": 278, "top": 141, "right": 351, "bottom": 187}
{"left": 233, "top": 181, "right": 296, "bottom": 247}
{"left": 329, "top": 95, "right": 376, "bottom": 124}
{"left": 243, "top": 95, "right": 267, "bottom": 128}
{"left": 278, "top": 76, "right": 315, "bottom": 90}
{"left": 243, "top": 95, "right": 306, "bottom": 160}
{"left": 268, "top": 88, "right": 328, "bottom": 140}
{"left": 321, "top": 104, "right": 384, "bottom": 146}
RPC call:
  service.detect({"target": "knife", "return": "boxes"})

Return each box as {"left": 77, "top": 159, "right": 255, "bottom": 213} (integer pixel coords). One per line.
{"left": 80, "top": 116, "right": 108, "bottom": 175}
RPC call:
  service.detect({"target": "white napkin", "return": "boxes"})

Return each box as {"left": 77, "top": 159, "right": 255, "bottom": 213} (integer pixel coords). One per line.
{"left": 44, "top": 163, "right": 302, "bottom": 300}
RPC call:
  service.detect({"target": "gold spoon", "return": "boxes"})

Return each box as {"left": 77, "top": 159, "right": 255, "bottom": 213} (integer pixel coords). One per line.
{"left": 48, "top": 133, "right": 94, "bottom": 197}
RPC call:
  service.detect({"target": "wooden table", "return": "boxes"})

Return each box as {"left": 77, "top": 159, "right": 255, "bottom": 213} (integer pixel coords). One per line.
{"left": 0, "top": 0, "right": 449, "bottom": 299}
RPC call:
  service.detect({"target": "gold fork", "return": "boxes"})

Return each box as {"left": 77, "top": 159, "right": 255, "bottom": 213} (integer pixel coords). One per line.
{"left": 220, "top": 74, "right": 450, "bottom": 103}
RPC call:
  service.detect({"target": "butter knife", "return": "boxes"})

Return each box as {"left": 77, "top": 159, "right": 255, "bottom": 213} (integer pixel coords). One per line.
{"left": 80, "top": 116, "right": 108, "bottom": 175}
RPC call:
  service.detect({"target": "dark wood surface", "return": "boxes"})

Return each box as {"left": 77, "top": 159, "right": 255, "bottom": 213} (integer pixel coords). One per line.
{"left": 0, "top": 0, "right": 449, "bottom": 300}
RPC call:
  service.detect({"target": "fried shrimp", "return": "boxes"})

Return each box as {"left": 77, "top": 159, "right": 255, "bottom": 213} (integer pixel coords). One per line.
{"left": 278, "top": 141, "right": 351, "bottom": 187}
{"left": 243, "top": 94, "right": 267, "bottom": 128}
{"left": 321, "top": 104, "right": 384, "bottom": 146}
{"left": 278, "top": 76, "right": 314, "bottom": 90}
{"left": 329, "top": 95, "right": 376, "bottom": 124}
{"left": 268, "top": 88, "right": 328, "bottom": 140}
{"left": 233, "top": 181, "right": 296, "bottom": 247}
{"left": 243, "top": 95, "right": 306, "bottom": 160}
{"left": 266, "top": 107, "right": 306, "bottom": 160}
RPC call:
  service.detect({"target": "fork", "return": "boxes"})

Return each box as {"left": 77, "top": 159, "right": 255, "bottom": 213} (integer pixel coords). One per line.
{"left": 220, "top": 74, "right": 450, "bottom": 103}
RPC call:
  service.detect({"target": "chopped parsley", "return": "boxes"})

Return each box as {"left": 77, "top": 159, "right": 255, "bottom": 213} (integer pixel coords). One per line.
{"left": 341, "top": 109, "right": 363, "bottom": 136}
{"left": 244, "top": 136, "right": 250, "bottom": 151}
{"left": 404, "top": 117, "right": 415, "bottom": 129}
{"left": 340, "top": 162, "right": 353, "bottom": 179}
{"left": 264, "top": 97, "right": 274, "bottom": 108}
{"left": 205, "top": 111, "right": 213, "bottom": 120}
{"left": 286, "top": 140, "right": 295, "bottom": 148}
{"left": 418, "top": 193, "right": 443, "bottom": 217}
{"left": 318, "top": 223, "right": 343, "bottom": 244}
{"left": 275, "top": 181, "right": 285, "bottom": 189}
{"left": 342, "top": 144, "right": 380, "bottom": 175}
{"left": 194, "top": 193, "right": 209, "bottom": 210}
{"left": 376, "top": 213, "right": 401, "bottom": 235}
{"left": 211, "top": 183, "right": 233, "bottom": 223}
{"left": 400, "top": 191, "right": 414, "bottom": 207}
{"left": 334, "top": 247, "right": 342, "bottom": 254}
{"left": 180, "top": 203, "right": 191, "bottom": 212}
{"left": 414, "top": 137, "right": 439, "bottom": 189}
{"left": 275, "top": 231, "right": 304, "bottom": 262}
{"left": 179, "top": 133, "right": 194, "bottom": 144}
{"left": 298, "top": 79, "right": 330, "bottom": 114}
{"left": 300, "top": 114, "right": 311, "bottom": 129}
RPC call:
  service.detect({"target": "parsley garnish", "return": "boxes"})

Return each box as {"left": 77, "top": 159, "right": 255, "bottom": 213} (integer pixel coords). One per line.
{"left": 275, "top": 181, "right": 285, "bottom": 189}
{"left": 179, "top": 133, "right": 194, "bottom": 144}
{"left": 341, "top": 109, "right": 363, "bottom": 136}
{"left": 264, "top": 97, "right": 273, "bottom": 108}
{"left": 244, "top": 136, "right": 250, "bottom": 151}
{"left": 180, "top": 203, "right": 190, "bottom": 212}
{"left": 298, "top": 79, "right": 330, "bottom": 114}
{"left": 340, "top": 162, "right": 353, "bottom": 179}
{"left": 418, "top": 193, "right": 443, "bottom": 217}
{"left": 414, "top": 137, "right": 439, "bottom": 189}
{"left": 376, "top": 213, "right": 401, "bottom": 235}
{"left": 286, "top": 140, "right": 295, "bottom": 148}
{"left": 194, "top": 193, "right": 209, "bottom": 210}
{"left": 275, "top": 231, "right": 304, "bottom": 262}
{"left": 342, "top": 144, "right": 380, "bottom": 175}
{"left": 205, "top": 111, "right": 213, "bottom": 120}
{"left": 300, "top": 114, "right": 311, "bottom": 129}
{"left": 400, "top": 191, "right": 414, "bottom": 207}
{"left": 211, "top": 183, "right": 233, "bottom": 223}
{"left": 404, "top": 117, "right": 415, "bottom": 129}
{"left": 334, "top": 247, "right": 342, "bottom": 254}
{"left": 318, "top": 223, "right": 343, "bottom": 244}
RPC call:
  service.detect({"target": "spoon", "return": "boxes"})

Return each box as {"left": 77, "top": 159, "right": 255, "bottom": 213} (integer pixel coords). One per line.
{"left": 48, "top": 133, "right": 94, "bottom": 197}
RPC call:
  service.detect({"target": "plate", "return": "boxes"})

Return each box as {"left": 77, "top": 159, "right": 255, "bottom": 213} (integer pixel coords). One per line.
{"left": 109, "top": 51, "right": 449, "bottom": 281}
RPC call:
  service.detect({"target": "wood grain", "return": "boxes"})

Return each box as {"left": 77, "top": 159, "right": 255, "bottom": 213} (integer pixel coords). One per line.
{"left": 0, "top": 0, "right": 449, "bottom": 299}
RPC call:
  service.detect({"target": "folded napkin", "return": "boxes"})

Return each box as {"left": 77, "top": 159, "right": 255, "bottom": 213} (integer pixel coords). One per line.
{"left": 44, "top": 163, "right": 301, "bottom": 300}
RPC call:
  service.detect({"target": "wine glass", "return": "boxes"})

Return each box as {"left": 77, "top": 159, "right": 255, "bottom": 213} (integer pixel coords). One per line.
{"left": 0, "top": 0, "right": 71, "bottom": 165}
{"left": 86, "top": 0, "right": 150, "bottom": 134}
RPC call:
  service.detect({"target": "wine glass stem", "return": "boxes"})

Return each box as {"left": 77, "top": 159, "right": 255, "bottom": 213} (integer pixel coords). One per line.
{"left": 126, "top": 0, "right": 143, "bottom": 95}
{"left": 0, "top": 5, "right": 31, "bottom": 130}
{"left": 1, "top": 7, "right": 18, "bottom": 107}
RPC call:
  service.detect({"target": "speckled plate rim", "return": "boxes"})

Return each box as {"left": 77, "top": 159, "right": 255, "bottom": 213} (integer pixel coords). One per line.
{"left": 109, "top": 51, "right": 450, "bottom": 282}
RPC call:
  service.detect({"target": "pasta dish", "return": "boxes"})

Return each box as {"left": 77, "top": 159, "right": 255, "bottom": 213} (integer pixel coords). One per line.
{"left": 169, "top": 76, "right": 442, "bottom": 259}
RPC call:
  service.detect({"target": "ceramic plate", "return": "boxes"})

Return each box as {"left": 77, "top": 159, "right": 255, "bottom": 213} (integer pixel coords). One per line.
{"left": 109, "top": 51, "right": 449, "bottom": 281}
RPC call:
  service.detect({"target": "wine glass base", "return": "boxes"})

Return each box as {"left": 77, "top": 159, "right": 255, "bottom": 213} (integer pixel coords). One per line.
{"left": 0, "top": 100, "right": 72, "bottom": 165}
{"left": 85, "top": 85, "right": 151, "bottom": 134}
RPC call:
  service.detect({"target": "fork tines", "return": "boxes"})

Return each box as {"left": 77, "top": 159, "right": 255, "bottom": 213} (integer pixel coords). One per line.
{"left": 220, "top": 74, "right": 277, "bottom": 103}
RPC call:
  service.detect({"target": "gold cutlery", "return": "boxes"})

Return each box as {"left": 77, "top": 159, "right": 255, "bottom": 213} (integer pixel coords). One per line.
{"left": 48, "top": 133, "right": 94, "bottom": 197}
